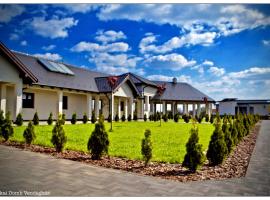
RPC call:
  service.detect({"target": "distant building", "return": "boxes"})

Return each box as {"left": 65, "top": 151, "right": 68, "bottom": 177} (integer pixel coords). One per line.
{"left": 217, "top": 98, "right": 270, "bottom": 116}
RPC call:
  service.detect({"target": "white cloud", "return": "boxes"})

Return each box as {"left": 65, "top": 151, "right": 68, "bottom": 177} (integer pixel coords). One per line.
{"left": 147, "top": 74, "right": 191, "bottom": 83}
{"left": 56, "top": 4, "right": 98, "bottom": 14}
{"left": 0, "top": 5, "right": 25, "bottom": 23}
{"left": 42, "top": 45, "right": 56, "bottom": 51}
{"left": 95, "top": 30, "right": 126, "bottom": 44}
{"left": 9, "top": 33, "right": 19, "bottom": 41}
{"left": 228, "top": 67, "right": 270, "bottom": 78}
{"left": 145, "top": 53, "right": 196, "bottom": 71}
{"left": 33, "top": 53, "right": 62, "bottom": 61}
{"left": 97, "top": 4, "right": 270, "bottom": 37}
{"left": 139, "top": 31, "right": 217, "bottom": 54}
{"left": 262, "top": 40, "right": 270, "bottom": 46}
{"left": 208, "top": 66, "right": 226, "bottom": 76}
{"left": 26, "top": 17, "right": 78, "bottom": 39}
{"left": 202, "top": 60, "right": 214, "bottom": 66}
{"left": 71, "top": 41, "right": 129, "bottom": 53}
{"left": 20, "top": 40, "right": 27, "bottom": 46}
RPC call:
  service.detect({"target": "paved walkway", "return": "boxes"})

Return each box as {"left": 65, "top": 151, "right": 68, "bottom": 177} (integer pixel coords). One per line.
{"left": 0, "top": 121, "right": 269, "bottom": 196}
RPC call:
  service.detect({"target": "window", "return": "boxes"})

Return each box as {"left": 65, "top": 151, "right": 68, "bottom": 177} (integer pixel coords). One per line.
{"left": 63, "top": 96, "right": 68, "bottom": 110}
{"left": 23, "top": 92, "right": 34, "bottom": 108}
{"left": 120, "top": 101, "right": 124, "bottom": 111}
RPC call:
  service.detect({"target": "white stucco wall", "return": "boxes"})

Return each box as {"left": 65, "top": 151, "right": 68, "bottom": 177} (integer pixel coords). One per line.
{"left": 219, "top": 101, "right": 237, "bottom": 115}
{"left": 144, "top": 86, "right": 157, "bottom": 97}
{"left": 252, "top": 104, "right": 270, "bottom": 115}
{"left": 114, "top": 82, "right": 134, "bottom": 98}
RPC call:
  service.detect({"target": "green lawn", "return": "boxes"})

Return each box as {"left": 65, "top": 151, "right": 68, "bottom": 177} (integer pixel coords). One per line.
{"left": 11, "top": 120, "right": 214, "bottom": 163}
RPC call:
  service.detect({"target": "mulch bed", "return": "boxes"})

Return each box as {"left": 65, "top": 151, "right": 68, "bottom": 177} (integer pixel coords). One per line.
{"left": 0, "top": 122, "right": 261, "bottom": 182}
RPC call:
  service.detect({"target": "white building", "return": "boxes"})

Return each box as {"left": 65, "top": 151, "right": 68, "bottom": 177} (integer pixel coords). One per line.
{"left": 0, "top": 42, "right": 215, "bottom": 121}
{"left": 217, "top": 98, "right": 270, "bottom": 116}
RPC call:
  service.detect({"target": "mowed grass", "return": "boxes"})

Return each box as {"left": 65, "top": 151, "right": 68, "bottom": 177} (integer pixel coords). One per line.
{"left": 11, "top": 121, "right": 214, "bottom": 163}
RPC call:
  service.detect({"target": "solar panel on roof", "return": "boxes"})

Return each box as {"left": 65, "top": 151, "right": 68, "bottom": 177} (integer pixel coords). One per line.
{"left": 38, "top": 58, "right": 74, "bottom": 75}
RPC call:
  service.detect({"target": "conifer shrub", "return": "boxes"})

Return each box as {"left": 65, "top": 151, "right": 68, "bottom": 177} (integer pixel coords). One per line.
{"left": 183, "top": 114, "right": 190, "bottom": 123}
{"left": 121, "top": 114, "right": 126, "bottom": 122}
{"left": 168, "top": 112, "right": 173, "bottom": 120}
{"left": 115, "top": 114, "right": 119, "bottom": 122}
{"left": 47, "top": 112, "right": 53, "bottom": 125}
{"left": 107, "top": 114, "right": 112, "bottom": 122}
{"left": 156, "top": 112, "right": 161, "bottom": 121}
{"left": 210, "top": 114, "right": 215, "bottom": 124}
{"left": 162, "top": 114, "right": 168, "bottom": 122}
{"left": 91, "top": 112, "right": 97, "bottom": 124}
{"left": 174, "top": 113, "right": 179, "bottom": 122}
{"left": 144, "top": 114, "right": 147, "bottom": 121}
{"left": 149, "top": 114, "right": 153, "bottom": 121}
{"left": 182, "top": 126, "right": 205, "bottom": 172}
{"left": 61, "top": 113, "right": 66, "bottom": 125}
{"left": 83, "top": 113, "right": 88, "bottom": 124}
{"left": 127, "top": 114, "right": 132, "bottom": 121}
{"left": 15, "top": 113, "right": 23, "bottom": 126}
{"left": 205, "top": 114, "right": 209, "bottom": 122}
{"left": 153, "top": 113, "right": 157, "bottom": 121}
{"left": 51, "top": 118, "right": 67, "bottom": 152}
{"left": 1, "top": 112, "right": 14, "bottom": 141}
{"left": 87, "top": 116, "right": 109, "bottom": 160}
{"left": 33, "top": 111, "right": 39, "bottom": 125}
{"left": 0, "top": 110, "right": 4, "bottom": 127}
{"left": 231, "top": 121, "right": 239, "bottom": 145}
{"left": 206, "top": 113, "right": 228, "bottom": 166}
{"left": 223, "top": 122, "right": 234, "bottom": 154}
{"left": 133, "top": 113, "right": 138, "bottom": 121}
{"left": 71, "top": 113, "right": 77, "bottom": 124}
{"left": 243, "top": 115, "right": 250, "bottom": 135}
{"left": 23, "top": 121, "right": 36, "bottom": 145}
{"left": 141, "top": 129, "right": 152, "bottom": 167}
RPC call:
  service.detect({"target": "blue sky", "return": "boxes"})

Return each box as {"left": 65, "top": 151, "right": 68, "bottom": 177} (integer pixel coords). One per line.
{"left": 0, "top": 4, "right": 270, "bottom": 101}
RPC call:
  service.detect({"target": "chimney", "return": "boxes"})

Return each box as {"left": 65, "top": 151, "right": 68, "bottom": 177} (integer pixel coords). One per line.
{"left": 172, "top": 77, "right": 177, "bottom": 84}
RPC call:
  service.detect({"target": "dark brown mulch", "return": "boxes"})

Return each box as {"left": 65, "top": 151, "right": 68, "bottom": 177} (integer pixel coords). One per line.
{"left": 0, "top": 122, "right": 261, "bottom": 182}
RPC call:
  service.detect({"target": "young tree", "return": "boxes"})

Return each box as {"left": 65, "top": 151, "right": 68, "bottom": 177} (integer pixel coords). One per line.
{"left": 182, "top": 126, "right": 205, "bottom": 172}
{"left": 114, "top": 114, "right": 119, "bottom": 122}
{"left": 87, "top": 115, "right": 109, "bottom": 160}
{"left": 23, "top": 121, "right": 36, "bottom": 145}
{"left": 15, "top": 113, "right": 23, "bottom": 126}
{"left": 83, "top": 113, "right": 88, "bottom": 124}
{"left": 47, "top": 112, "right": 53, "bottom": 125}
{"left": 71, "top": 113, "right": 77, "bottom": 124}
{"left": 61, "top": 113, "right": 66, "bottom": 125}
{"left": 141, "top": 129, "right": 153, "bottom": 167}
{"left": 33, "top": 111, "right": 39, "bottom": 125}
{"left": 1, "top": 112, "right": 14, "bottom": 141}
{"left": 144, "top": 114, "right": 147, "bottom": 122}
{"left": 91, "top": 112, "right": 97, "bottom": 124}
{"left": 206, "top": 113, "right": 228, "bottom": 166}
{"left": 51, "top": 117, "right": 67, "bottom": 152}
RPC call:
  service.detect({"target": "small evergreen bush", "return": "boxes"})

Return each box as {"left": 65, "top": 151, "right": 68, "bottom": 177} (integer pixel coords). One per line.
{"left": 183, "top": 114, "right": 190, "bottom": 123}
{"left": 206, "top": 113, "right": 228, "bottom": 166}
{"left": 133, "top": 113, "right": 137, "bottom": 121}
{"left": 107, "top": 114, "right": 112, "bottom": 122}
{"left": 47, "top": 112, "right": 53, "bottom": 125}
{"left": 223, "top": 122, "right": 234, "bottom": 154}
{"left": 91, "top": 112, "right": 97, "bottom": 124}
{"left": 174, "top": 113, "right": 179, "bottom": 122}
{"left": 210, "top": 115, "right": 215, "bottom": 124}
{"left": 205, "top": 114, "right": 209, "bottom": 122}
{"left": 87, "top": 116, "right": 109, "bottom": 160}
{"left": 83, "top": 113, "right": 88, "bottom": 124}
{"left": 23, "top": 121, "right": 36, "bottom": 145}
{"left": 162, "top": 114, "right": 168, "bottom": 122}
{"left": 1, "top": 112, "right": 14, "bottom": 141}
{"left": 33, "top": 111, "right": 39, "bottom": 125}
{"left": 61, "top": 113, "right": 66, "bottom": 125}
{"left": 168, "top": 112, "right": 173, "bottom": 120}
{"left": 15, "top": 113, "right": 23, "bottom": 126}
{"left": 121, "top": 114, "right": 126, "bottom": 122}
{"left": 115, "top": 114, "right": 119, "bottom": 122}
{"left": 141, "top": 129, "right": 152, "bottom": 167}
{"left": 127, "top": 114, "right": 132, "bottom": 121}
{"left": 182, "top": 126, "right": 205, "bottom": 172}
{"left": 51, "top": 118, "right": 67, "bottom": 152}
{"left": 71, "top": 113, "right": 77, "bottom": 124}
{"left": 144, "top": 114, "right": 147, "bottom": 121}
{"left": 231, "top": 121, "right": 239, "bottom": 145}
{"left": 0, "top": 110, "right": 4, "bottom": 127}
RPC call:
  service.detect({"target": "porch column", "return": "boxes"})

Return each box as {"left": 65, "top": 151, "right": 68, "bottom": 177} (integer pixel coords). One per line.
{"left": 124, "top": 98, "right": 128, "bottom": 117}
{"left": 15, "top": 83, "right": 23, "bottom": 117}
{"left": 129, "top": 97, "right": 134, "bottom": 119}
{"left": 95, "top": 95, "right": 99, "bottom": 118}
{"left": 150, "top": 102, "right": 154, "bottom": 114}
{"left": 145, "top": 95, "right": 150, "bottom": 118}
{"left": 118, "top": 98, "right": 121, "bottom": 116}
{"left": 57, "top": 90, "right": 63, "bottom": 116}
{"left": 141, "top": 98, "right": 144, "bottom": 118}
{"left": 87, "top": 94, "right": 92, "bottom": 120}
{"left": 162, "top": 101, "right": 166, "bottom": 114}
{"left": 197, "top": 103, "right": 201, "bottom": 116}
{"left": 0, "top": 84, "right": 7, "bottom": 115}
{"left": 183, "top": 103, "right": 187, "bottom": 114}
{"left": 172, "top": 102, "right": 175, "bottom": 115}
{"left": 192, "top": 103, "right": 196, "bottom": 118}
{"left": 209, "top": 103, "right": 212, "bottom": 116}
{"left": 111, "top": 94, "right": 114, "bottom": 119}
